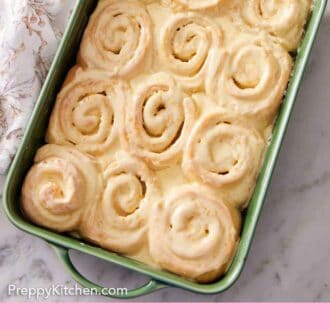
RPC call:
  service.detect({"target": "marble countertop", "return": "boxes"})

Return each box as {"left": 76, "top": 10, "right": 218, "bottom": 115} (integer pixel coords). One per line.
{"left": 1, "top": 5, "right": 330, "bottom": 302}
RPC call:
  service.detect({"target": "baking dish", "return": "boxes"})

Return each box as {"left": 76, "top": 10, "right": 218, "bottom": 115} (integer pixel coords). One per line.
{"left": 2, "top": 0, "right": 327, "bottom": 299}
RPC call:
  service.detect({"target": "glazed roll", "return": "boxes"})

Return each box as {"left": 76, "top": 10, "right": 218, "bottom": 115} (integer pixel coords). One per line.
{"left": 158, "top": 12, "right": 223, "bottom": 92}
{"left": 47, "top": 67, "right": 127, "bottom": 155}
{"left": 206, "top": 37, "right": 293, "bottom": 126}
{"left": 79, "top": 152, "right": 160, "bottom": 254}
{"left": 124, "top": 73, "right": 197, "bottom": 169}
{"left": 183, "top": 112, "right": 265, "bottom": 208}
{"left": 163, "top": 0, "right": 223, "bottom": 10}
{"left": 21, "top": 145, "right": 102, "bottom": 232}
{"left": 239, "top": 0, "right": 312, "bottom": 51}
{"left": 78, "top": 0, "right": 152, "bottom": 78}
{"left": 149, "top": 185, "right": 240, "bottom": 283}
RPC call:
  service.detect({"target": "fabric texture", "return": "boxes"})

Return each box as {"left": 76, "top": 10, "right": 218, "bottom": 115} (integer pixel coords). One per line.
{"left": 0, "top": 0, "right": 76, "bottom": 174}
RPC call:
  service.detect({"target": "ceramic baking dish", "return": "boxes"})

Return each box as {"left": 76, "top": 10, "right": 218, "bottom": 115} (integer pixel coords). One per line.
{"left": 3, "top": 0, "right": 328, "bottom": 299}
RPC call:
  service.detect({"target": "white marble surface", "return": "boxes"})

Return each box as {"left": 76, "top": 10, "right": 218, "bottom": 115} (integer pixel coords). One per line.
{"left": 0, "top": 5, "right": 330, "bottom": 302}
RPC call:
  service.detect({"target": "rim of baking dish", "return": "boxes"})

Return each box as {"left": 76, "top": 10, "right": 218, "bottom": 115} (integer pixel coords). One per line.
{"left": 2, "top": 0, "right": 328, "bottom": 295}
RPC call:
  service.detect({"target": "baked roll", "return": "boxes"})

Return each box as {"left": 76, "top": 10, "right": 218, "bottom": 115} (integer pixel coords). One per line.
{"left": 47, "top": 67, "right": 127, "bottom": 155}
{"left": 206, "top": 37, "right": 293, "bottom": 127}
{"left": 21, "top": 145, "right": 102, "bottom": 232}
{"left": 20, "top": 0, "right": 311, "bottom": 283}
{"left": 149, "top": 185, "right": 240, "bottom": 282}
{"left": 238, "top": 0, "right": 312, "bottom": 51}
{"left": 78, "top": 0, "right": 152, "bottom": 78}
{"left": 79, "top": 152, "right": 160, "bottom": 254}
{"left": 183, "top": 112, "right": 265, "bottom": 208}
{"left": 158, "top": 12, "right": 223, "bottom": 92}
{"left": 124, "top": 73, "right": 197, "bottom": 169}
{"left": 163, "top": 0, "right": 223, "bottom": 10}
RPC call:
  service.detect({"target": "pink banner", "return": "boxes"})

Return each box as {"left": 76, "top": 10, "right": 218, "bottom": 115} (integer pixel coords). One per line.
{"left": 0, "top": 304, "right": 328, "bottom": 329}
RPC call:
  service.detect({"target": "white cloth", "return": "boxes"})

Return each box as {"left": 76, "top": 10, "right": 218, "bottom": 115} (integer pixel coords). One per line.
{"left": 0, "top": 0, "right": 76, "bottom": 174}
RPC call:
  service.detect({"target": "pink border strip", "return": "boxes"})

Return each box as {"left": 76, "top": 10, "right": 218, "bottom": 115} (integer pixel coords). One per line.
{"left": 1, "top": 303, "right": 328, "bottom": 329}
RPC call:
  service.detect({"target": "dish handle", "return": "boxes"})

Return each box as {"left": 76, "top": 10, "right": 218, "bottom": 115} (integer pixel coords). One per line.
{"left": 50, "top": 244, "right": 167, "bottom": 299}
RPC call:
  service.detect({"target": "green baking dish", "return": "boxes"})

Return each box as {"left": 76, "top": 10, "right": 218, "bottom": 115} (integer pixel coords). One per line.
{"left": 2, "top": 0, "right": 328, "bottom": 299}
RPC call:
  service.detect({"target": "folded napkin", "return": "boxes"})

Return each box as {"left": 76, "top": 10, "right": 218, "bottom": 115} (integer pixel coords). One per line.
{"left": 0, "top": 0, "right": 76, "bottom": 174}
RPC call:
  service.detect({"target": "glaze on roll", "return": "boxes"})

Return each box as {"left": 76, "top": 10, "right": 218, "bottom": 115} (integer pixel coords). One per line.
{"left": 79, "top": 152, "right": 160, "bottom": 254}
{"left": 206, "top": 37, "right": 293, "bottom": 127}
{"left": 237, "top": 0, "right": 312, "bottom": 51}
{"left": 149, "top": 185, "right": 240, "bottom": 282}
{"left": 21, "top": 0, "right": 312, "bottom": 283}
{"left": 47, "top": 67, "right": 127, "bottom": 155}
{"left": 124, "top": 73, "right": 197, "bottom": 169}
{"left": 158, "top": 12, "right": 223, "bottom": 92}
{"left": 22, "top": 145, "right": 102, "bottom": 232}
{"left": 183, "top": 112, "right": 265, "bottom": 207}
{"left": 163, "top": 0, "right": 224, "bottom": 10}
{"left": 79, "top": 0, "right": 152, "bottom": 78}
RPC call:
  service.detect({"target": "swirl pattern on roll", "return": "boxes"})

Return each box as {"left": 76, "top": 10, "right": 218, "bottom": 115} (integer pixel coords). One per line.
{"left": 158, "top": 13, "right": 223, "bottom": 92}
{"left": 149, "top": 185, "right": 240, "bottom": 282}
{"left": 20, "top": 0, "right": 310, "bottom": 283}
{"left": 79, "top": 152, "right": 160, "bottom": 254}
{"left": 239, "top": 0, "right": 312, "bottom": 51}
{"left": 47, "top": 67, "right": 127, "bottom": 155}
{"left": 125, "top": 73, "right": 197, "bottom": 169}
{"left": 183, "top": 112, "right": 265, "bottom": 207}
{"left": 21, "top": 145, "right": 101, "bottom": 232}
{"left": 206, "top": 37, "right": 292, "bottom": 125}
{"left": 79, "top": 0, "right": 152, "bottom": 78}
